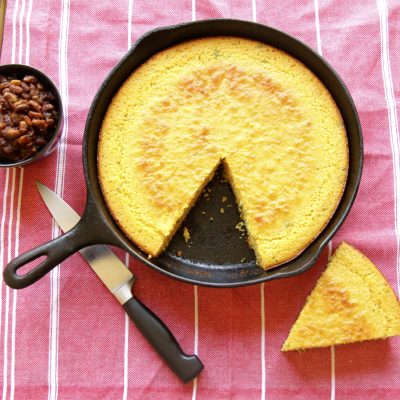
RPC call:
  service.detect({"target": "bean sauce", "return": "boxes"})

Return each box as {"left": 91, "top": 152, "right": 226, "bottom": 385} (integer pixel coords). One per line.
{"left": 0, "top": 74, "right": 58, "bottom": 163}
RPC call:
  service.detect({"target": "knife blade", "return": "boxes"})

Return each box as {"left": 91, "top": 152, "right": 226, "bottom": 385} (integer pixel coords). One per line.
{"left": 36, "top": 181, "right": 203, "bottom": 383}
{"left": 36, "top": 181, "right": 135, "bottom": 304}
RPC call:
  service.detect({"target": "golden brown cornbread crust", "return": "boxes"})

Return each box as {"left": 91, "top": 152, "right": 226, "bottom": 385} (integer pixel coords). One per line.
{"left": 98, "top": 37, "right": 349, "bottom": 268}
{"left": 282, "top": 243, "right": 400, "bottom": 351}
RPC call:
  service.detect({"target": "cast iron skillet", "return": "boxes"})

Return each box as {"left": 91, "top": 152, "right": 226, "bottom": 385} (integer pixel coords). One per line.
{"left": 4, "top": 19, "right": 363, "bottom": 290}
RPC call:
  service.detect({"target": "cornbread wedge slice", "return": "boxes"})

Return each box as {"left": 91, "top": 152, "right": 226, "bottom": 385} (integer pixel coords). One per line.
{"left": 282, "top": 242, "right": 400, "bottom": 351}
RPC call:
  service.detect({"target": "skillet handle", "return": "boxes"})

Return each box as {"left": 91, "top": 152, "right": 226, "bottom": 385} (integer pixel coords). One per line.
{"left": 3, "top": 220, "right": 92, "bottom": 289}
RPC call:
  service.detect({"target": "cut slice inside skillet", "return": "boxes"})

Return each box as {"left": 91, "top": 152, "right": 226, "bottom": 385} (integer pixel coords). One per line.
{"left": 167, "top": 165, "right": 256, "bottom": 267}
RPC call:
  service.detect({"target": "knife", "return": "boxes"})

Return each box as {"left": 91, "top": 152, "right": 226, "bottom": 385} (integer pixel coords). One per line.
{"left": 36, "top": 181, "right": 203, "bottom": 383}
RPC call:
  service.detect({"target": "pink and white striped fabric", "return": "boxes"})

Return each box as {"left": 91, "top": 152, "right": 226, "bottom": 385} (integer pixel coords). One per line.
{"left": 1, "top": 0, "right": 399, "bottom": 398}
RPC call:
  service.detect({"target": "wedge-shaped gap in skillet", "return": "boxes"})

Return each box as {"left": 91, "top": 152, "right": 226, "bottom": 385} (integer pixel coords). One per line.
{"left": 165, "top": 164, "right": 256, "bottom": 268}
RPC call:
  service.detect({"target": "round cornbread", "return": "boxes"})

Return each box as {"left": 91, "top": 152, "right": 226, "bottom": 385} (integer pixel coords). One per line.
{"left": 98, "top": 37, "right": 349, "bottom": 270}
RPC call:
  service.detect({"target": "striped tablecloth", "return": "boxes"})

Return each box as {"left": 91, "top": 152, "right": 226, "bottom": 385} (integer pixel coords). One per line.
{"left": 1, "top": 0, "right": 399, "bottom": 399}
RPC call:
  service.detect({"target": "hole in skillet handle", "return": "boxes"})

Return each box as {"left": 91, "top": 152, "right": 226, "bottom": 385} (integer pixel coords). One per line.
{"left": 16, "top": 255, "right": 47, "bottom": 277}
{"left": 3, "top": 230, "right": 80, "bottom": 289}
{"left": 2, "top": 215, "right": 102, "bottom": 289}
{"left": 4, "top": 249, "right": 53, "bottom": 289}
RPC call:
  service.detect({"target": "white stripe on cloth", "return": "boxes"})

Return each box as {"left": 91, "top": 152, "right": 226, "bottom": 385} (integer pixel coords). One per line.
{"left": 312, "top": 2, "right": 336, "bottom": 397}
{"left": 3, "top": 168, "right": 16, "bottom": 400}
{"left": 48, "top": 0, "right": 70, "bottom": 399}
{"left": 313, "top": 0, "right": 322, "bottom": 56}
{"left": 10, "top": 0, "right": 19, "bottom": 65}
{"left": 328, "top": 242, "right": 335, "bottom": 400}
{"left": 330, "top": 343, "right": 335, "bottom": 400}
{"left": 48, "top": 264, "right": 60, "bottom": 400}
{"left": 377, "top": 0, "right": 400, "bottom": 296}
{"left": 260, "top": 282, "right": 266, "bottom": 400}
{"left": 194, "top": 284, "right": 199, "bottom": 356}
{"left": 192, "top": 0, "right": 196, "bottom": 24}
{"left": 123, "top": 254, "right": 130, "bottom": 400}
{"left": 191, "top": 2, "right": 199, "bottom": 399}
{"left": 128, "top": 0, "right": 133, "bottom": 49}
{"left": 252, "top": 0, "right": 257, "bottom": 24}
{"left": 192, "top": 285, "right": 198, "bottom": 400}
{"left": 123, "top": 311, "right": 129, "bottom": 400}
{"left": 10, "top": 169, "right": 24, "bottom": 400}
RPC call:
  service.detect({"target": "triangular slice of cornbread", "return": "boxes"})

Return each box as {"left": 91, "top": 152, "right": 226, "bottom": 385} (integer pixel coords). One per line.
{"left": 282, "top": 242, "right": 400, "bottom": 351}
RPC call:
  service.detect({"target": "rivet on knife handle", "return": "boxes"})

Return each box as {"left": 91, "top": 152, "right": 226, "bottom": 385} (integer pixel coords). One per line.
{"left": 122, "top": 296, "right": 204, "bottom": 383}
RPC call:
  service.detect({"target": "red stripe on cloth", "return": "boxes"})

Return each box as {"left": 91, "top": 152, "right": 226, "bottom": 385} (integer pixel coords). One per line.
{"left": 195, "top": 0, "right": 253, "bottom": 20}
{"left": 256, "top": 0, "right": 319, "bottom": 49}
{"left": 130, "top": 0, "right": 192, "bottom": 42}
{"left": 195, "top": 286, "right": 263, "bottom": 399}
{"left": 0, "top": 0, "right": 16, "bottom": 64}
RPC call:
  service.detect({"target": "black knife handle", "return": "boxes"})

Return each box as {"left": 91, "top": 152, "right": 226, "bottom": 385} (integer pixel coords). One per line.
{"left": 123, "top": 296, "right": 203, "bottom": 383}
